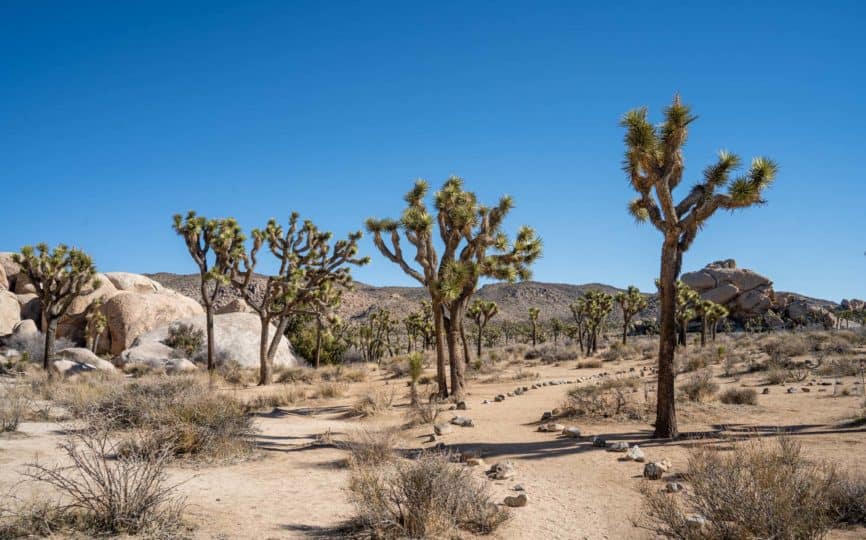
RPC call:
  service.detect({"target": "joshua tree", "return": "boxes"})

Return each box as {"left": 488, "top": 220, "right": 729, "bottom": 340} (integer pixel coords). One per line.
{"left": 614, "top": 285, "right": 648, "bottom": 345}
{"left": 528, "top": 307, "right": 540, "bottom": 347}
{"left": 173, "top": 212, "right": 246, "bottom": 374}
{"left": 367, "top": 177, "right": 541, "bottom": 400}
{"left": 226, "top": 213, "right": 368, "bottom": 385}
{"left": 705, "top": 302, "right": 729, "bottom": 342}
{"left": 549, "top": 318, "right": 565, "bottom": 346}
{"left": 14, "top": 244, "right": 98, "bottom": 373}
{"left": 622, "top": 95, "right": 777, "bottom": 438}
{"left": 84, "top": 298, "right": 107, "bottom": 353}
{"left": 578, "top": 290, "right": 614, "bottom": 356}
{"left": 674, "top": 281, "right": 700, "bottom": 349}
{"left": 695, "top": 299, "right": 728, "bottom": 347}
{"left": 466, "top": 299, "right": 498, "bottom": 358}
{"left": 408, "top": 352, "right": 423, "bottom": 406}
{"left": 568, "top": 301, "right": 588, "bottom": 354}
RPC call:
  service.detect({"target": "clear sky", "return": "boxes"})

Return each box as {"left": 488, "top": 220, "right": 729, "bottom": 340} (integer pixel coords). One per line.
{"left": 2, "top": 1, "right": 864, "bottom": 301}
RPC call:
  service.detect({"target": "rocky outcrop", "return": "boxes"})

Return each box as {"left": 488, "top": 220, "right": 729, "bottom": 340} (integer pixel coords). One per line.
{"left": 0, "top": 253, "right": 21, "bottom": 291}
{"left": 101, "top": 290, "right": 204, "bottom": 355}
{"left": 120, "top": 312, "right": 298, "bottom": 368}
{"left": 56, "top": 274, "right": 120, "bottom": 342}
{"left": 682, "top": 259, "right": 774, "bottom": 322}
{"left": 215, "top": 297, "right": 254, "bottom": 314}
{"left": 0, "top": 290, "right": 21, "bottom": 335}
{"left": 105, "top": 272, "right": 164, "bottom": 294}
{"left": 841, "top": 298, "right": 865, "bottom": 311}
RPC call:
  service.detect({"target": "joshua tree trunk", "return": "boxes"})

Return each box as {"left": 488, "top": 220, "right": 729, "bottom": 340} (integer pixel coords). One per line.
{"left": 205, "top": 305, "right": 216, "bottom": 372}
{"left": 476, "top": 323, "right": 483, "bottom": 358}
{"left": 446, "top": 307, "right": 466, "bottom": 401}
{"left": 700, "top": 317, "right": 708, "bottom": 347}
{"left": 43, "top": 317, "right": 58, "bottom": 375}
{"left": 314, "top": 316, "right": 323, "bottom": 369}
{"left": 258, "top": 317, "right": 273, "bottom": 386}
{"left": 433, "top": 300, "right": 448, "bottom": 397}
{"left": 622, "top": 318, "right": 630, "bottom": 345}
{"left": 460, "top": 323, "right": 471, "bottom": 366}
{"left": 655, "top": 239, "right": 680, "bottom": 439}
{"left": 531, "top": 323, "right": 537, "bottom": 347}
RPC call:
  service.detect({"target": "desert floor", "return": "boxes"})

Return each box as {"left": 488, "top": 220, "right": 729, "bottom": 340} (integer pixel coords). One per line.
{"left": 2, "top": 333, "right": 866, "bottom": 539}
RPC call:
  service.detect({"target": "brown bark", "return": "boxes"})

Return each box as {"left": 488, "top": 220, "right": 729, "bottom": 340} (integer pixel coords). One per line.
{"left": 205, "top": 305, "right": 215, "bottom": 372}
{"left": 314, "top": 317, "right": 323, "bottom": 369}
{"left": 258, "top": 316, "right": 272, "bottom": 386}
{"left": 432, "top": 300, "right": 448, "bottom": 397}
{"left": 43, "top": 317, "right": 58, "bottom": 374}
{"left": 655, "top": 239, "right": 680, "bottom": 439}
{"left": 446, "top": 311, "right": 465, "bottom": 401}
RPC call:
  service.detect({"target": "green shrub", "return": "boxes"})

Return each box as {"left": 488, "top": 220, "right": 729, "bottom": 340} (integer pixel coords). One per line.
{"left": 164, "top": 322, "right": 203, "bottom": 358}
{"left": 680, "top": 370, "right": 719, "bottom": 402}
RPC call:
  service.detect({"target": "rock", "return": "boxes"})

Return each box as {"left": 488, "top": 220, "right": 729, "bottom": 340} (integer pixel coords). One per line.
{"left": 551, "top": 408, "right": 561, "bottom": 416}
{"left": 643, "top": 462, "right": 666, "bottom": 480}
{"left": 102, "top": 291, "right": 204, "bottom": 355}
{"left": 494, "top": 394, "right": 505, "bottom": 402}
{"left": 592, "top": 436, "right": 607, "bottom": 448}
{"left": 561, "top": 427, "right": 582, "bottom": 438}
{"left": 215, "top": 297, "right": 253, "bottom": 314}
{"left": 506, "top": 392, "right": 514, "bottom": 397}
{"left": 104, "top": 272, "right": 163, "bottom": 294}
{"left": 657, "top": 458, "right": 673, "bottom": 472}
{"left": 11, "top": 319, "right": 38, "bottom": 339}
{"left": 685, "top": 514, "right": 708, "bottom": 533}
{"left": 166, "top": 358, "right": 198, "bottom": 373}
{"left": 504, "top": 493, "right": 528, "bottom": 507}
{"left": 0, "top": 291, "right": 21, "bottom": 335}
{"left": 56, "top": 348, "right": 117, "bottom": 372}
{"left": 762, "top": 387, "right": 770, "bottom": 394}
{"left": 121, "top": 341, "right": 183, "bottom": 367}
{"left": 450, "top": 416, "right": 473, "bottom": 427}
{"left": 482, "top": 399, "right": 490, "bottom": 404}
{"left": 486, "top": 461, "right": 515, "bottom": 480}
{"left": 541, "top": 411, "right": 553, "bottom": 421}
{"left": 665, "top": 481, "right": 683, "bottom": 493}
{"left": 13, "top": 273, "right": 35, "bottom": 294}
{"left": 513, "top": 484, "right": 525, "bottom": 491}
{"left": 52, "top": 359, "right": 97, "bottom": 377}
{"left": 16, "top": 294, "right": 41, "bottom": 323}
{"left": 538, "top": 423, "right": 565, "bottom": 432}
{"left": 433, "top": 423, "right": 452, "bottom": 436}
{"left": 607, "top": 441, "right": 629, "bottom": 452}
{"left": 787, "top": 387, "right": 797, "bottom": 394}
{"left": 682, "top": 260, "right": 774, "bottom": 322}
{"left": 124, "top": 312, "right": 298, "bottom": 369}
{"left": 0, "top": 261, "right": 6, "bottom": 290}
{"left": 802, "top": 387, "right": 810, "bottom": 393}
{"left": 456, "top": 401, "right": 467, "bottom": 410}
{"left": 465, "top": 457, "right": 485, "bottom": 467}
{"left": 626, "top": 445, "right": 645, "bottom": 462}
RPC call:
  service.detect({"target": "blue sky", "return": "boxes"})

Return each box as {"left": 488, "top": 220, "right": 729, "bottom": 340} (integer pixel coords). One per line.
{"left": 1, "top": 1, "right": 864, "bottom": 301}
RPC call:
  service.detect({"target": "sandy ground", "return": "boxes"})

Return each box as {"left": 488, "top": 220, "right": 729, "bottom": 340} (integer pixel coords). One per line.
{"left": 3, "top": 338, "right": 866, "bottom": 539}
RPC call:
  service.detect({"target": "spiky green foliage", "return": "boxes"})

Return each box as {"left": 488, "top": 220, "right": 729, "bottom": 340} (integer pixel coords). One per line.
{"left": 173, "top": 211, "right": 246, "bottom": 372}
{"left": 13, "top": 244, "right": 98, "bottom": 372}
{"left": 225, "top": 213, "right": 369, "bottom": 385}
{"left": 700, "top": 300, "right": 729, "bottom": 344}
{"left": 572, "top": 291, "right": 614, "bottom": 357}
{"left": 466, "top": 300, "right": 498, "bottom": 357}
{"left": 408, "top": 352, "right": 424, "bottom": 405}
{"left": 528, "top": 307, "right": 541, "bottom": 347}
{"left": 549, "top": 318, "right": 565, "bottom": 346}
{"left": 366, "top": 176, "right": 541, "bottom": 400}
{"left": 614, "top": 285, "right": 648, "bottom": 345}
{"left": 674, "top": 281, "right": 701, "bottom": 349}
{"left": 622, "top": 95, "right": 777, "bottom": 439}
{"left": 358, "top": 308, "right": 397, "bottom": 364}
{"left": 84, "top": 298, "right": 107, "bottom": 353}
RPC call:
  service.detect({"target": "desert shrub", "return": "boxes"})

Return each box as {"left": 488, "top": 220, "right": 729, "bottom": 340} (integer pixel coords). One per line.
{"left": 601, "top": 342, "right": 635, "bottom": 363}
{"left": 216, "top": 360, "right": 256, "bottom": 386}
{"left": 680, "top": 370, "right": 718, "bottom": 402}
{"left": 350, "top": 387, "right": 395, "bottom": 418}
{"left": 816, "top": 356, "right": 862, "bottom": 378}
{"left": 319, "top": 364, "right": 368, "bottom": 383}
{"left": 5, "top": 331, "right": 75, "bottom": 365}
{"left": 677, "top": 349, "right": 714, "bottom": 373}
{"left": 86, "top": 376, "right": 254, "bottom": 459}
{"left": 562, "top": 376, "right": 647, "bottom": 421}
{"left": 404, "top": 397, "right": 442, "bottom": 427}
{"left": 719, "top": 387, "right": 758, "bottom": 405}
{"left": 344, "top": 427, "right": 403, "bottom": 466}
{"left": 827, "top": 472, "right": 866, "bottom": 525}
{"left": 761, "top": 333, "right": 809, "bottom": 358}
{"left": 163, "top": 322, "right": 204, "bottom": 358}
{"left": 577, "top": 359, "right": 603, "bottom": 369}
{"left": 722, "top": 354, "right": 743, "bottom": 377}
{"left": 20, "top": 428, "right": 186, "bottom": 537}
{"left": 765, "top": 366, "right": 790, "bottom": 385}
{"left": 246, "top": 385, "right": 306, "bottom": 411}
{"left": 347, "top": 451, "right": 508, "bottom": 538}
{"left": 274, "top": 366, "right": 319, "bottom": 385}
{"left": 0, "top": 387, "right": 30, "bottom": 432}
{"left": 638, "top": 437, "right": 862, "bottom": 539}
{"left": 122, "top": 362, "right": 165, "bottom": 378}
{"left": 313, "top": 381, "right": 348, "bottom": 399}
{"left": 512, "top": 368, "right": 540, "bottom": 382}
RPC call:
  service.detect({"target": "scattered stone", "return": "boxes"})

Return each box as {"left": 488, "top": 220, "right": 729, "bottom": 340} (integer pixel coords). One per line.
{"left": 455, "top": 401, "right": 467, "bottom": 410}
{"left": 506, "top": 392, "right": 514, "bottom": 397}
{"left": 465, "top": 457, "right": 486, "bottom": 467}
{"left": 625, "top": 445, "right": 645, "bottom": 462}
{"left": 531, "top": 384, "right": 539, "bottom": 389}
{"left": 482, "top": 399, "right": 490, "bottom": 404}
{"left": 504, "top": 493, "right": 528, "bottom": 508}
{"left": 643, "top": 462, "right": 665, "bottom": 480}
{"left": 513, "top": 484, "right": 525, "bottom": 491}
{"left": 495, "top": 394, "right": 506, "bottom": 402}
{"left": 450, "top": 416, "right": 474, "bottom": 427}
{"left": 802, "top": 387, "right": 810, "bottom": 393}
{"left": 541, "top": 411, "right": 553, "bottom": 421}
{"left": 685, "top": 514, "right": 708, "bottom": 533}
{"left": 433, "top": 423, "right": 452, "bottom": 436}
{"left": 486, "top": 461, "right": 515, "bottom": 480}
{"left": 538, "top": 423, "right": 565, "bottom": 433}
{"left": 787, "top": 387, "right": 797, "bottom": 394}
{"left": 561, "top": 427, "right": 582, "bottom": 438}
{"left": 592, "top": 436, "right": 607, "bottom": 448}
{"left": 762, "top": 388, "right": 770, "bottom": 395}
{"left": 665, "top": 481, "right": 683, "bottom": 493}
{"left": 607, "top": 441, "right": 629, "bottom": 452}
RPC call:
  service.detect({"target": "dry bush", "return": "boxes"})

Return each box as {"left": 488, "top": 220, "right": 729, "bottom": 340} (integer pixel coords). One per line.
{"left": 816, "top": 356, "right": 862, "bottom": 378}
{"left": 512, "top": 368, "right": 540, "bottom": 382}
{"left": 404, "top": 397, "right": 442, "bottom": 427}
{"left": 827, "top": 471, "right": 866, "bottom": 525}
{"left": 313, "top": 381, "right": 348, "bottom": 399}
{"left": 1, "top": 387, "right": 30, "bottom": 432}
{"left": 679, "top": 370, "right": 719, "bottom": 402}
{"left": 17, "top": 427, "right": 186, "bottom": 537}
{"left": 246, "top": 385, "right": 306, "bottom": 411}
{"left": 722, "top": 354, "right": 743, "bottom": 377}
{"left": 122, "top": 362, "right": 165, "bottom": 378}
{"left": 761, "top": 333, "right": 810, "bottom": 357}
{"left": 561, "top": 376, "right": 647, "bottom": 421}
{"left": 216, "top": 361, "right": 257, "bottom": 387}
{"left": 347, "top": 451, "right": 508, "bottom": 538}
{"left": 677, "top": 349, "right": 715, "bottom": 373}
{"left": 85, "top": 376, "right": 254, "bottom": 460}
{"left": 637, "top": 437, "right": 865, "bottom": 539}
{"left": 320, "top": 364, "right": 368, "bottom": 383}
{"left": 164, "top": 322, "right": 204, "bottom": 358}
{"left": 350, "top": 387, "right": 395, "bottom": 418}
{"left": 601, "top": 342, "right": 636, "bottom": 363}
{"left": 274, "top": 366, "right": 319, "bottom": 385}
{"left": 344, "top": 427, "right": 403, "bottom": 467}
{"left": 577, "top": 359, "right": 603, "bottom": 369}
{"left": 719, "top": 387, "right": 758, "bottom": 405}
{"left": 765, "top": 366, "right": 790, "bottom": 385}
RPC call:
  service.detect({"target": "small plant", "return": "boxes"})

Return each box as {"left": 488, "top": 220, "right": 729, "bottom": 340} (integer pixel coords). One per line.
{"left": 164, "top": 322, "right": 204, "bottom": 359}
{"left": 679, "top": 370, "right": 718, "bottom": 402}
{"left": 350, "top": 387, "right": 395, "bottom": 418}
{"left": 408, "top": 352, "right": 423, "bottom": 406}
{"left": 1, "top": 388, "right": 31, "bottom": 432}
{"left": 719, "top": 387, "right": 758, "bottom": 405}
{"left": 313, "top": 381, "right": 348, "bottom": 399}
{"left": 577, "top": 359, "right": 603, "bottom": 369}
{"left": 344, "top": 427, "right": 403, "bottom": 467}
{"left": 246, "top": 385, "right": 306, "bottom": 411}
{"left": 562, "top": 376, "right": 647, "bottom": 421}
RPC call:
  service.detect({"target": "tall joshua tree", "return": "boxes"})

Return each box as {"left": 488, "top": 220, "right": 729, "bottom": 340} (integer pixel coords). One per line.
{"left": 367, "top": 177, "right": 541, "bottom": 400}
{"left": 528, "top": 307, "right": 540, "bottom": 347}
{"left": 466, "top": 299, "right": 498, "bottom": 358}
{"left": 84, "top": 298, "right": 107, "bottom": 353}
{"left": 14, "top": 244, "right": 98, "bottom": 374}
{"left": 674, "top": 281, "right": 700, "bottom": 348}
{"left": 173, "top": 212, "right": 246, "bottom": 374}
{"left": 615, "top": 285, "right": 648, "bottom": 345}
{"left": 705, "top": 301, "right": 729, "bottom": 343}
{"left": 580, "top": 290, "right": 614, "bottom": 356}
{"left": 622, "top": 95, "right": 777, "bottom": 438}
{"left": 226, "top": 213, "right": 368, "bottom": 385}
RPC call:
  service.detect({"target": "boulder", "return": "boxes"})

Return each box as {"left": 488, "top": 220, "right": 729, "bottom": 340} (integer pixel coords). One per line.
{"left": 643, "top": 462, "right": 666, "bottom": 480}
{"left": 504, "top": 493, "right": 528, "bottom": 507}
{"left": 625, "top": 445, "right": 645, "bottom": 462}
{"left": 538, "top": 422, "right": 565, "bottom": 432}
{"left": 121, "top": 341, "right": 184, "bottom": 366}
{"left": 702, "top": 283, "right": 740, "bottom": 305}
{"left": 16, "top": 294, "right": 41, "bottom": 323}
{"left": 450, "top": 416, "right": 473, "bottom": 427}
{"left": 120, "top": 312, "right": 298, "bottom": 368}
{"left": 11, "top": 319, "right": 38, "bottom": 339}
{"left": 682, "top": 260, "right": 774, "bottom": 322}
{"left": 433, "top": 423, "right": 452, "bottom": 436}
{"left": 0, "top": 253, "right": 20, "bottom": 290}
{"left": 561, "top": 426, "right": 582, "bottom": 438}
{"left": 216, "top": 297, "right": 253, "bottom": 314}
{"left": 607, "top": 441, "right": 629, "bottom": 452}
{"left": 52, "top": 359, "right": 97, "bottom": 377}
{"left": 166, "top": 358, "right": 198, "bottom": 373}
{"left": 102, "top": 291, "right": 204, "bottom": 355}
{"left": 0, "top": 263, "right": 6, "bottom": 290}
{"left": 486, "top": 461, "right": 516, "bottom": 480}
{"left": 13, "top": 273, "right": 35, "bottom": 294}
{"left": 104, "top": 272, "right": 163, "bottom": 294}
{"left": 56, "top": 348, "right": 117, "bottom": 372}
{"left": 0, "top": 290, "right": 21, "bottom": 335}
{"left": 66, "top": 274, "right": 118, "bottom": 317}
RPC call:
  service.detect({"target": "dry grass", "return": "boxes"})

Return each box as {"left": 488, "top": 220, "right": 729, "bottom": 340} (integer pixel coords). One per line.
{"left": 349, "top": 386, "right": 395, "bottom": 418}
{"left": 404, "top": 397, "right": 443, "bottom": 427}
{"left": 312, "top": 381, "right": 348, "bottom": 399}
{"left": 577, "top": 359, "right": 603, "bottom": 369}
{"left": 246, "top": 384, "right": 307, "bottom": 411}
{"left": 637, "top": 436, "right": 866, "bottom": 539}
{"left": 346, "top": 450, "right": 509, "bottom": 538}
{"left": 679, "top": 370, "right": 719, "bottom": 402}
{"left": 0, "top": 387, "right": 30, "bottom": 432}
{"left": 343, "top": 427, "right": 403, "bottom": 466}
{"left": 719, "top": 387, "right": 758, "bottom": 405}
{"left": 561, "top": 376, "right": 648, "bottom": 421}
